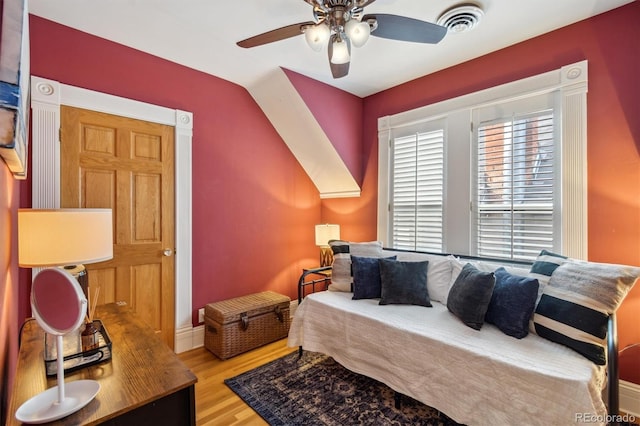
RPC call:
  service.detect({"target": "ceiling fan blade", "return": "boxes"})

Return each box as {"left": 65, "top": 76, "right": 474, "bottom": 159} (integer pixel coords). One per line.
{"left": 365, "top": 14, "right": 447, "bottom": 44}
{"left": 237, "top": 21, "right": 315, "bottom": 48}
{"left": 355, "top": 0, "right": 377, "bottom": 7}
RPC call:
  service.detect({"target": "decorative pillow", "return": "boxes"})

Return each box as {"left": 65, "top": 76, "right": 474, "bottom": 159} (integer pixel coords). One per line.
{"left": 425, "top": 258, "right": 453, "bottom": 305}
{"left": 533, "top": 261, "right": 640, "bottom": 365}
{"left": 328, "top": 240, "right": 383, "bottom": 292}
{"left": 485, "top": 267, "right": 539, "bottom": 339}
{"left": 447, "top": 255, "right": 465, "bottom": 290}
{"left": 447, "top": 263, "right": 496, "bottom": 330}
{"left": 351, "top": 255, "right": 397, "bottom": 300}
{"left": 378, "top": 259, "right": 431, "bottom": 307}
{"left": 475, "top": 260, "right": 532, "bottom": 278}
{"left": 527, "top": 249, "right": 568, "bottom": 334}
{"left": 528, "top": 249, "right": 568, "bottom": 302}
{"left": 390, "top": 251, "right": 454, "bottom": 304}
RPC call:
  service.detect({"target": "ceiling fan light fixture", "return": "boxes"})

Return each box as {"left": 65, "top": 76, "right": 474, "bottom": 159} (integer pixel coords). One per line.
{"left": 237, "top": 1, "right": 448, "bottom": 79}
{"left": 345, "top": 19, "right": 370, "bottom": 48}
{"left": 330, "top": 37, "right": 350, "bottom": 64}
{"left": 304, "top": 23, "right": 331, "bottom": 51}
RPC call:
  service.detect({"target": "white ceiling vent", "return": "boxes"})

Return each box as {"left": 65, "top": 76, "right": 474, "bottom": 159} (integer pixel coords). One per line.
{"left": 437, "top": 3, "right": 484, "bottom": 34}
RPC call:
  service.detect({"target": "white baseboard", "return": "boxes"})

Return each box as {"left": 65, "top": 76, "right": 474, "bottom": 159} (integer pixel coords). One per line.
{"left": 174, "top": 324, "right": 204, "bottom": 353}
{"left": 620, "top": 380, "right": 640, "bottom": 418}
{"left": 174, "top": 300, "right": 299, "bottom": 353}
{"left": 192, "top": 324, "right": 204, "bottom": 348}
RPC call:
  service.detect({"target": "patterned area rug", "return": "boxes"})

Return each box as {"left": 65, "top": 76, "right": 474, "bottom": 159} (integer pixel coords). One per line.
{"left": 224, "top": 350, "right": 462, "bottom": 426}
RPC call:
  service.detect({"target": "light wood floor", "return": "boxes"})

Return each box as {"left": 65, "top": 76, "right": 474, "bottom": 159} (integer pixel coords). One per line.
{"left": 178, "top": 339, "right": 296, "bottom": 426}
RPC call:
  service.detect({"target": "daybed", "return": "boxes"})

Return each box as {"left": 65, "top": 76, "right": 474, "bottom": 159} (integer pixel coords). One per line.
{"left": 288, "top": 242, "right": 639, "bottom": 426}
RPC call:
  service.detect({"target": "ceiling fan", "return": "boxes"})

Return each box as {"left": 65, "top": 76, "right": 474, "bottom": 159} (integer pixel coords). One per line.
{"left": 237, "top": 0, "right": 448, "bottom": 79}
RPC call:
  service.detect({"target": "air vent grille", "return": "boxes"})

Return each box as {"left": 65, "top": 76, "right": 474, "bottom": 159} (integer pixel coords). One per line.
{"left": 437, "top": 3, "right": 484, "bottom": 34}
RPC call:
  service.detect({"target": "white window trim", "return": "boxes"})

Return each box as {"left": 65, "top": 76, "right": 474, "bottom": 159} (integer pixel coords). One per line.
{"left": 30, "top": 76, "right": 194, "bottom": 352}
{"left": 378, "top": 60, "right": 588, "bottom": 259}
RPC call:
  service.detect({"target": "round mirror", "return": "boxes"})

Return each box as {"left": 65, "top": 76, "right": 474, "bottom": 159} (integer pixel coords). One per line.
{"left": 16, "top": 268, "right": 99, "bottom": 424}
{"left": 31, "top": 268, "right": 87, "bottom": 335}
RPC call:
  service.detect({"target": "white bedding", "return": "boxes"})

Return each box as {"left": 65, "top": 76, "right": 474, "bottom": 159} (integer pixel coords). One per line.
{"left": 287, "top": 291, "right": 607, "bottom": 426}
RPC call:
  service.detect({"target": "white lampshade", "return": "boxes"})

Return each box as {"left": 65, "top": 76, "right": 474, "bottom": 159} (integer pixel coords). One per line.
{"left": 18, "top": 209, "right": 114, "bottom": 267}
{"left": 304, "top": 23, "right": 330, "bottom": 52}
{"left": 330, "top": 38, "right": 350, "bottom": 64}
{"left": 345, "top": 19, "right": 370, "bottom": 48}
{"left": 315, "top": 224, "right": 340, "bottom": 247}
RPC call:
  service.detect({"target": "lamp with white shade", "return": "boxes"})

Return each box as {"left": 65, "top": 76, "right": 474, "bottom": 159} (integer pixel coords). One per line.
{"left": 16, "top": 209, "right": 113, "bottom": 424}
{"left": 315, "top": 224, "right": 340, "bottom": 267}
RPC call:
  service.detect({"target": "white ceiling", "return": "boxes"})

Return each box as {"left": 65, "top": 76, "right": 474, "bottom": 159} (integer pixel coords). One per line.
{"left": 28, "top": 0, "right": 634, "bottom": 97}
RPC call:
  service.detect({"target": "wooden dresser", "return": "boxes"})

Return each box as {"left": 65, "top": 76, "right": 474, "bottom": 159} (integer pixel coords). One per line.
{"left": 8, "top": 303, "right": 197, "bottom": 425}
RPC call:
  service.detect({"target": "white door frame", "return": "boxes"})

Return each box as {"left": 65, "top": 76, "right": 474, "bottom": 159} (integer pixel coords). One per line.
{"left": 30, "top": 76, "right": 194, "bottom": 352}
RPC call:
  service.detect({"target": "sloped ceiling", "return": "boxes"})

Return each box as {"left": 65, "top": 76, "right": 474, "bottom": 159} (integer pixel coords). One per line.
{"left": 249, "top": 68, "right": 360, "bottom": 199}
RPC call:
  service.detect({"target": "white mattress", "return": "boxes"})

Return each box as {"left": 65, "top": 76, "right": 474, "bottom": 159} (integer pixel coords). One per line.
{"left": 288, "top": 291, "right": 607, "bottom": 426}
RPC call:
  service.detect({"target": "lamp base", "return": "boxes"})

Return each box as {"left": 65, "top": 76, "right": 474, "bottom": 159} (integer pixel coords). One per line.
{"left": 15, "top": 380, "right": 100, "bottom": 424}
{"left": 319, "top": 246, "right": 334, "bottom": 267}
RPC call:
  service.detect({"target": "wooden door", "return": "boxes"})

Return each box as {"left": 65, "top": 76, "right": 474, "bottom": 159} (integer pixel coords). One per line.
{"left": 60, "top": 106, "right": 176, "bottom": 349}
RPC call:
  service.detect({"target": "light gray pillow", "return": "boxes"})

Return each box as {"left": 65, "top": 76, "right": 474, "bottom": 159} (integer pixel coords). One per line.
{"left": 328, "top": 240, "right": 384, "bottom": 292}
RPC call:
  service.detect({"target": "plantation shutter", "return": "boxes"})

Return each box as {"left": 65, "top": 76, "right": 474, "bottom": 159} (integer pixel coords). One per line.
{"left": 391, "top": 127, "right": 444, "bottom": 251}
{"left": 475, "top": 108, "right": 555, "bottom": 261}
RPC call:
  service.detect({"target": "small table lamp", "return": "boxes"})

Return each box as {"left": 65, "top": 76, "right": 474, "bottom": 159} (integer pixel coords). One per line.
{"left": 315, "top": 224, "right": 340, "bottom": 267}
{"left": 16, "top": 209, "right": 113, "bottom": 423}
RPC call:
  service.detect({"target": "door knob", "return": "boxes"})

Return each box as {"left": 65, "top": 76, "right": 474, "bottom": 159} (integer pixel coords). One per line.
{"left": 163, "top": 248, "right": 173, "bottom": 256}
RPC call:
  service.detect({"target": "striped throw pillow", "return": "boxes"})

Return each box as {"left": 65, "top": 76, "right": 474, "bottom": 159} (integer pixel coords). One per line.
{"left": 528, "top": 250, "right": 568, "bottom": 333}
{"left": 533, "top": 261, "right": 640, "bottom": 365}
{"left": 328, "top": 241, "right": 384, "bottom": 292}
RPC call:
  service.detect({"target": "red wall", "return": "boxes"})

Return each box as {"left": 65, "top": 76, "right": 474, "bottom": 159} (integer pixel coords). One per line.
{"left": 0, "top": 163, "right": 20, "bottom": 424}
{"left": 359, "top": 3, "right": 640, "bottom": 354}
{"left": 27, "top": 16, "right": 326, "bottom": 325}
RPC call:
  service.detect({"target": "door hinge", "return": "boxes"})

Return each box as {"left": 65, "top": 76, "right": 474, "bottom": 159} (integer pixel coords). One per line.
{"left": 58, "top": 128, "right": 62, "bottom": 143}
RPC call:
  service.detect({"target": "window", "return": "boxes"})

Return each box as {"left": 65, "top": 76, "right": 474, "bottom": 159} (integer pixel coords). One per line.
{"left": 474, "top": 109, "right": 556, "bottom": 260}
{"left": 378, "top": 61, "right": 587, "bottom": 260}
{"left": 391, "top": 127, "right": 444, "bottom": 251}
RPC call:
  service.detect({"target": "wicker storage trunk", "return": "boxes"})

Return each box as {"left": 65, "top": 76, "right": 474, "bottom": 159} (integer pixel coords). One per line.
{"left": 204, "top": 291, "right": 291, "bottom": 359}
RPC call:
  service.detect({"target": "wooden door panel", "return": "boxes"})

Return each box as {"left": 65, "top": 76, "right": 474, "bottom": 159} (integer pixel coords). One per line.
{"left": 61, "top": 105, "right": 175, "bottom": 349}
{"left": 83, "top": 125, "right": 116, "bottom": 154}
{"left": 89, "top": 268, "right": 116, "bottom": 306}
{"left": 83, "top": 170, "right": 116, "bottom": 209}
{"left": 132, "top": 133, "right": 162, "bottom": 161}
{"left": 132, "top": 264, "right": 162, "bottom": 332}
{"left": 133, "top": 173, "right": 162, "bottom": 242}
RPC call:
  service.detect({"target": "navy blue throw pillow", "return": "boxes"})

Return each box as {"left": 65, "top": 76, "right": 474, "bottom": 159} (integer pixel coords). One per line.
{"left": 351, "top": 255, "right": 397, "bottom": 299}
{"left": 378, "top": 259, "right": 431, "bottom": 307}
{"left": 447, "top": 263, "right": 495, "bottom": 330}
{"left": 485, "top": 267, "right": 540, "bottom": 339}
